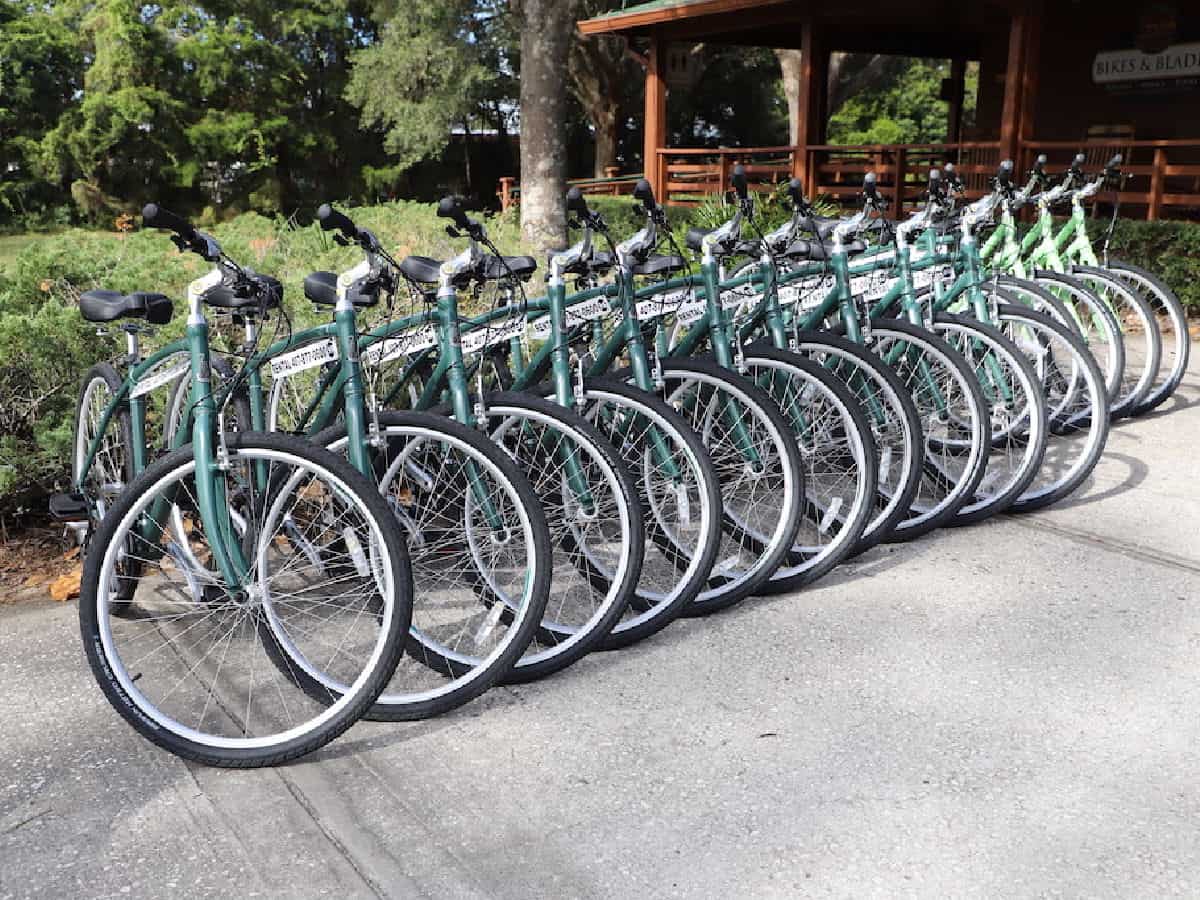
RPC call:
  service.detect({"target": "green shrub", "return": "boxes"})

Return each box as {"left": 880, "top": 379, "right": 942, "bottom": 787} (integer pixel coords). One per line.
{"left": 0, "top": 200, "right": 531, "bottom": 515}
{"left": 1088, "top": 219, "right": 1200, "bottom": 313}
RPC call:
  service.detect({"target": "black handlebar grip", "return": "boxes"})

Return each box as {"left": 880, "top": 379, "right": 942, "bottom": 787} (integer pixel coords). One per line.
{"left": 437, "top": 195, "right": 471, "bottom": 230}
{"left": 1071, "top": 152, "right": 1086, "bottom": 169}
{"left": 1035, "top": 154, "right": 1048, "bottom": 170}
{"left": 1105, "top": 153, "right": 1123, "bottom": 170}
{"left": 731, "top": 164, "right": 749, "bottom": 200}
{"left": 142, "top": 203, "right": 196, "bottom": 240}
{"left": 929, "top": 168, "right": 942, "bottom": 184}
{"left": 317, "top": 203, "right": 359, "bottom": 239}
{"left": 632, "top": 178, "right": 656, "bottom": 208}
{"left": 566, "top": 186, "right": 590, "bottom": 216}
{"left": 864, "top": 172, "right": 878, "bottom": 197}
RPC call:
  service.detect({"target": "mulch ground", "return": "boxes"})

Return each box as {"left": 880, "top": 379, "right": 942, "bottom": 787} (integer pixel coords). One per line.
{"left": 0, "top": 519, "right": 81, "bottom": 605}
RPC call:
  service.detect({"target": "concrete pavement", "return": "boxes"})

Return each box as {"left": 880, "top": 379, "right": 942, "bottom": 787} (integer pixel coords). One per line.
{"left": 2, "top": 347, "right": 1199, "bottom": 899}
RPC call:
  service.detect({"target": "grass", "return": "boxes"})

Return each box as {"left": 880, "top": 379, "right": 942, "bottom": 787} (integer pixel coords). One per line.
{"left": 0, "top": 234, "right": 46, "bottom": 270}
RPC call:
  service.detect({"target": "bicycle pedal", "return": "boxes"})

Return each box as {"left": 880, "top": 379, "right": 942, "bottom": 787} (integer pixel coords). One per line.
{"left": 49, "top": 492, "right": 89, "bottom": 520}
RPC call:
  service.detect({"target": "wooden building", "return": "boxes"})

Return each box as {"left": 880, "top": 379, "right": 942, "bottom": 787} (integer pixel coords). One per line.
{"left": 573, "top": 0, "right": 1200, "bottom": 219}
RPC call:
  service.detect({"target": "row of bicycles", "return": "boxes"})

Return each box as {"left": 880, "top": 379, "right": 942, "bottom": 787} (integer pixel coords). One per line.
{"left": 58, "top": 151, "right": 1189, "bottom": 767}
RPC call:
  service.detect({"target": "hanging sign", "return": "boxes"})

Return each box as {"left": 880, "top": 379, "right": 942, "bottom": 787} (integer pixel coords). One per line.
{"left": 1092, "top": 43, "right": 1200, "bottom": 84}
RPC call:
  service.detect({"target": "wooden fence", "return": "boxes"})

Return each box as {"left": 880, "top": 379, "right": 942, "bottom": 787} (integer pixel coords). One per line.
{"left": 498, "top": 140, "right": 1200, "bottom": 219}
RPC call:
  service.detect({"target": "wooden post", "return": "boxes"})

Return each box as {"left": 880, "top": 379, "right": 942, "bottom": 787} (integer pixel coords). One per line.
{"left": 892, "top": 148, "right": 907, "bottom": 220}
{"left": 498, "top": 176, "right": 515, "bottom": 212}
{"left": 717, "top": 153, "right": 730, "bottom": 198}
{"left": 793, "top": 21, "right": 824, "bottom": 196}
{"left": 644, "top": 34, "right": 668, "bottom": 202}
{"left": 1000, "top": 3, "right": 1041, "bottom": 165}
{"left": 946, "top": 57, "right": 966, "bottom": 144}
{"left": 1149, "top": 147, "right": 1166, "bottom": 220}
{"left": 999, "top": 11, "right": 1027, "bottom": 164}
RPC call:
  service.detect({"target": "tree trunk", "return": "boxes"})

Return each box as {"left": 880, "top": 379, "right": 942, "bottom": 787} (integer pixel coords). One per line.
{"left": 592, "top": 103, "right": 618, "bottom": 178}
{"left": 775, "top": 48, "right": 803, "bottom": 146}
{"left": 516, "top": 0, "right": 573, "bottom": 251}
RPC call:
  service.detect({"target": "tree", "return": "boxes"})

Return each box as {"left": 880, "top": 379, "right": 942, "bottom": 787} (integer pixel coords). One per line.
{"left": 568, "top": 1, "right": 634, "bottom": 178}
{"left": 346, "top": 1, "right": 498, "bottom": 195}
{"left": 773, "top": 49, "right": 802, "bottom": 146}
{"left": 511, "top": 0, "right": 575, "bottom": 250}
{"left": 40, "top": 0, "right": 188, "bottom": 218}
{"left": 0, "top": 5, "right": 83, "bottom": 222}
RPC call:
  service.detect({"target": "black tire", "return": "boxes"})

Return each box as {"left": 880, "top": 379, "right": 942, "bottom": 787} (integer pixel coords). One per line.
{"left": 928, "top": 313, "right": 1048, "bottom": 526}
{"left": 995, "top": 304, "right": 1111, "bottom": 512}
{"left": 791, "top": 330, "right": 924, "bottom": 552}
{"left": 1105, "top": 260, "right": 1191, "bottom": 415}
{"left": 73, "top": 362, "right": 135, "bottom": 516}
{"left": 478, "top": 392, "right": 645, "bottom": 683}
{"left": 562, "top": 376, "right": 724, "bottom": 649}
{"left": 1027, "top": 269, "right": 1125, "bottom": 407}
{"left": 654, "top": 355, "right": 805, "bottom": 613}
{"left": 739, "top": 344, "right": 878, "bottom": 591}
{"left": 313, "top": 410, "right": 553, "bottom": 720}
{"left": 866, "top": 318, "right": 990, "bottom": 539}
{"left": 79, "top": 431, "right": 413, "bottom": 767}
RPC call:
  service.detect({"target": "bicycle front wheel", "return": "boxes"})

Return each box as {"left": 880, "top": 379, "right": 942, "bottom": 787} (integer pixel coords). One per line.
{"left": 656, "top": 356, "right": 805, "bottom": 612}
{"left": 566, "top": 376, "right": 724, "bottom": 649}
{"left": 928, "top": 314, "right": 1048, "bottom": 525}
{"left": 867, "top": 319, "right": 990, "bottom": 538}
{"left": 479, "top": 393, "right": 645, "bottom": 683}
{"left": 314, "top": 410, "right": 553, "bottom": 720}
{"left": 79, "top": 432, "right": 412, "bottom": 767}
{"left": 996, "top": 304, "right": 1111, "bottom": 511}
{"left": 741, "top": 344, "right": 877, "bottom": 590}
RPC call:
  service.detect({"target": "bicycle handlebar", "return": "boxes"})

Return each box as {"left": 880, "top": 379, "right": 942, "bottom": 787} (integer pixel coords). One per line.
{"left": 317, "top": 203, "right": 359, "bottom": 240}
{"left": 142, "top": 204, "right": 196, "bottom": 241}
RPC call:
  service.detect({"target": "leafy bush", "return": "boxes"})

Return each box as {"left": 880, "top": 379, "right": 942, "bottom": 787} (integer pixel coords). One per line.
{"left": 1089, "top": 219, "right": 1200, "bottom": 313}
{"left": 0, "top": 200, "right": 529, "bottom": 515}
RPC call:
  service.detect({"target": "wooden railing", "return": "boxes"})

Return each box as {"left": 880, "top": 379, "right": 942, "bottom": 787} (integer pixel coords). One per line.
{"left": 497, "top": 170, "right": 643, "bottom": 211}
{"left": 652, "top": 140, "right": 1200, "bottom": 220}
{"left": 656, "top": 142, "right": 1002, "bottom": 216}
{"left": 498, "top": 139, "right": 1200, "bottom": 219}
{"left": 1018, "top": 140, "right": 1200, "bottom": 219}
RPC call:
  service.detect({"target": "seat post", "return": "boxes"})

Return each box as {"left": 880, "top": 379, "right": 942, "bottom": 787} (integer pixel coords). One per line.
{"left": 123, "top": 326, "right": 140, "bottom": 362}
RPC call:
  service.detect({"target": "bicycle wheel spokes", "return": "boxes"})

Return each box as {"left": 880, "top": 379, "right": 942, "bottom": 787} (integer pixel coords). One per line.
{"left": 997, "top": 305, "right": 1111, "bottom": 511}
{"left": 576, "top": 381, "right": 720, "bottom": 644}
{"left": 793, "top": 336, "right": 923, "bottom": 549}
{"left": 660, "top": 363, "right": 803, "bottom": 609}
{"left": 1106, "top": 261, "right": 1190, "bottom": 414}
{"left": 83, "top": 439, "right": 406, "bottom": 761}
{"left": 483, "top": 397, "right": 641, "bottom": 680}
{"left": 931, "top": 317, "right": 1047, "bottom": 523}
{"left": 742, "top": 352, "right": 875, "bottom": 588}
{"left": 868, "top": 323, "right": 988, "bottom": 536}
